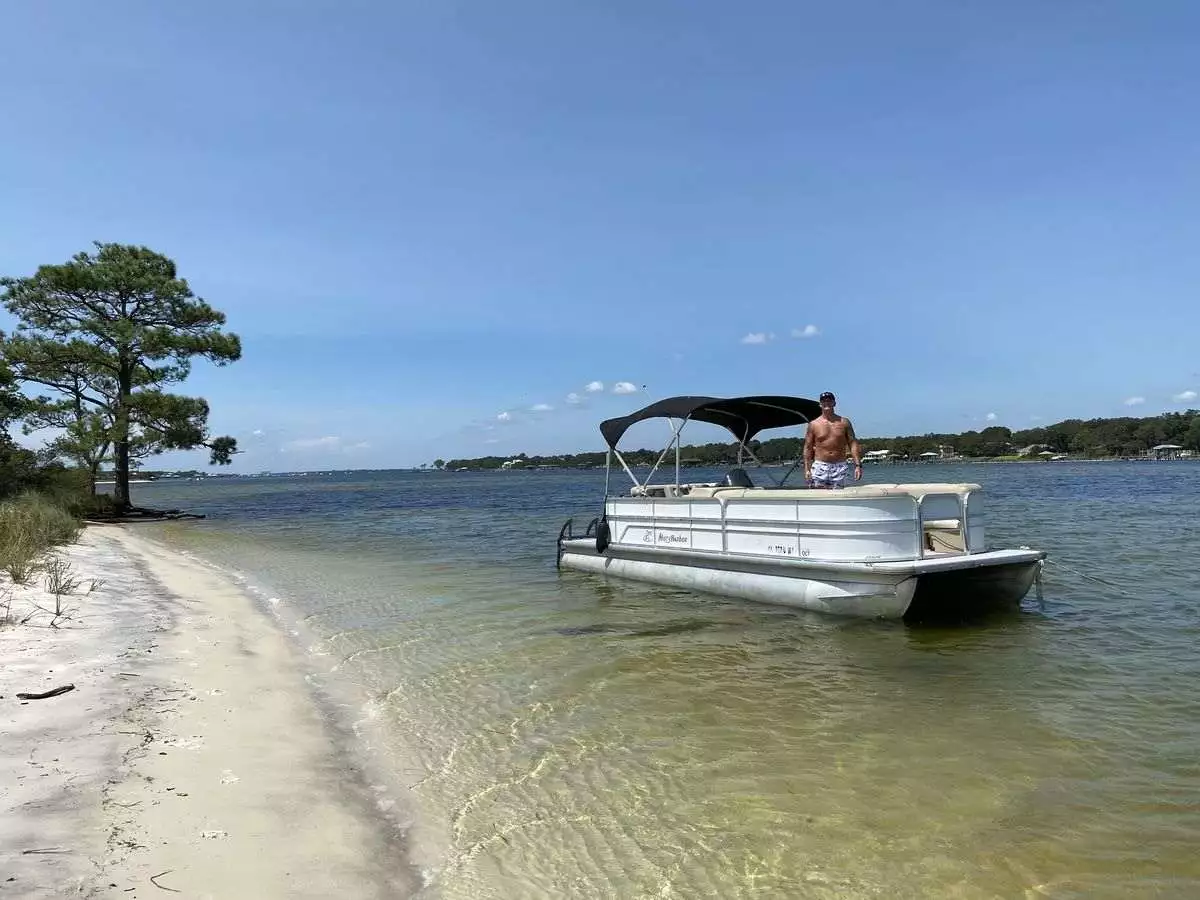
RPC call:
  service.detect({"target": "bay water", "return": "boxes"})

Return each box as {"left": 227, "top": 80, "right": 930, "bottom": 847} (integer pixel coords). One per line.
{"left": 130, "top": 463, "right": 1200, "bottom": 898}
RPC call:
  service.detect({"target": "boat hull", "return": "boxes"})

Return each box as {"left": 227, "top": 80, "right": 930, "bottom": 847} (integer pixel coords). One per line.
{"left": 558, "top": 540, "right": 1043, "bottom": 621}
{"left": 904, "top": 557, "right": 1042, "bottom": 622}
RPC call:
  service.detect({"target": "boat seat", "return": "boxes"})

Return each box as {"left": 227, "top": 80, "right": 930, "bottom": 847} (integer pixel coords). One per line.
{"left": 630, "top": 484, "right": 687, "bottom": 497}
{"left": 684, "top": 485, "right": 801, "bottom": 499}
{"left": 862, "top": 483, "right": 981, "bottom": 497}
{"left": 923, "top": 518, "right": 961, "bottom": 531}
{"left": 924, "top": 520, "right": 966, "bottom": 553}
{"left": 684, "top": 484, "right": 982, "bottom": 501}
{"left": 632, "top": 484, "right": 981, "bottom": 501}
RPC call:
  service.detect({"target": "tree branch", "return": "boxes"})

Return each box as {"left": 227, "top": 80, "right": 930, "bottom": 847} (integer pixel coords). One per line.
{"left": 10, "top": 374, "right": 112, "bottom": 411}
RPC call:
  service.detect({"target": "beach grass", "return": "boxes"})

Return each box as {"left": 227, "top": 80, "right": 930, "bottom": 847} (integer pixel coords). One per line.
{"left": 0, "top": 491, "right": 82, "bottom": 584}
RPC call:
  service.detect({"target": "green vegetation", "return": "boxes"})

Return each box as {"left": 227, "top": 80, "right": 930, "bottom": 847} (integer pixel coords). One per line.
{"left": 867, "top": 411, "right": 1200, "bottom": 460}
{"left": 0, "top": 434, "right": 96, "bottom": 589}
{"left": 1, "top": 242, "right": 241, "bottom": 510}
{"left": 0, "top": 240, "right": 242, "bottom": 596}
{"left": 0, "top": 492, "right": 82, "bottom": 585}
{"left": 443, "top": 409, "right": 1200, "bottom": 470}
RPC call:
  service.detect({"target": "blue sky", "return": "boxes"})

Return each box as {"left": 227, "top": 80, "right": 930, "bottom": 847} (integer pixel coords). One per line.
{"left": 2, "top": 1, "right": 1199, "bottom": 471}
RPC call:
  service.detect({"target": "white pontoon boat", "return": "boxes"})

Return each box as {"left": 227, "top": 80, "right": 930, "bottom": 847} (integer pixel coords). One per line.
{"left": 556, "top": 395, "right": 1046, "bottom": 621}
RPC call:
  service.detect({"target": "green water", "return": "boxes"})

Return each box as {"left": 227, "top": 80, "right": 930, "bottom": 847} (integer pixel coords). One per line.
{"left": 132, "top": 464, "right": 1200, "bottom": 898}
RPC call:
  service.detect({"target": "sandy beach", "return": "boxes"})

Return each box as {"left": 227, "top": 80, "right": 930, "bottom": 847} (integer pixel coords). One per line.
{"left": 0, "top": 526, "right": 418, "bottom": 899}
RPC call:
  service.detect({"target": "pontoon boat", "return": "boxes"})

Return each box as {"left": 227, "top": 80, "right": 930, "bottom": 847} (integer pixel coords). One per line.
{"left": 556, "top": 395, "right": 1046, "bottom": 621}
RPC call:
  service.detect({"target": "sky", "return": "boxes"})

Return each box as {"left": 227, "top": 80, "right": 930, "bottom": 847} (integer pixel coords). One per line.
{"left": 2, "top": 1, "right": 1199, "bottom": 471}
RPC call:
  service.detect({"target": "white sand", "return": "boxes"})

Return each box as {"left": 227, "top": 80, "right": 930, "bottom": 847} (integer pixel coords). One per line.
{"left": 0, "top": 526, "right": 418, "bottom": 899}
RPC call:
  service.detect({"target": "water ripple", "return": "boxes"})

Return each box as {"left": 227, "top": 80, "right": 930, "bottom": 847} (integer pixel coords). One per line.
{"left": 135, "top": 463, "right": 1200, "bottom": 898}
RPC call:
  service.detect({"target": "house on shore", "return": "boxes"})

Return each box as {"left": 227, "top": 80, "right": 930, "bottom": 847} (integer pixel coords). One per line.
{"left": 1151, "top": 443, "right": 1184, "bottom": 461}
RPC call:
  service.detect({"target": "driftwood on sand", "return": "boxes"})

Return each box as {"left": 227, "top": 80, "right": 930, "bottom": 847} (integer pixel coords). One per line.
{"left": 85, "top": 507, "right": 206, "bottom": 524}
{"left": 16, "top": 684, "right": 76, "bottom": 701}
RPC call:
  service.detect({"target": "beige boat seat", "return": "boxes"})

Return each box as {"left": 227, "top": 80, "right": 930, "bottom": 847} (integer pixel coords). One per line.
{"left": 922, "top": 518, "right": 962, "bottom": 531}
{"left": 923, "top": 518, "right": 966, "bottom": 552}
{"left": 684, "top": 483, "right": 980, "bottom": 501}
{"left": 634, "top": 483, "right": 981, "bottom": 501}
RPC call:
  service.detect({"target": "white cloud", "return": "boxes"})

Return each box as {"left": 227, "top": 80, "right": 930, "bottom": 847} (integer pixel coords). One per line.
{"left": 1172, "top": 390, "right": 1197, "bottom": 402}
{"left": 483, "top": 438, "right": 500, "bottom": 445}
{"left": 281, "top": 435, "right": 340, "bottom": 452}
{"left": 280, "top": 435, "right": 371, "bottom": 454}
{"left": 565, "top": 392, "right": 583, "bottom": 405}
{"left": 1124, "top": 396, "right": 1146, "bottom": 406}
{"left": 740, "top": 332, "right": 774, "bottom": 345}
{"left": 585, "top": 381, "right": 605, "bottom": 393}
{"left": 496, "top": 411, "right": 512, "bottom": 422}
{"left": 530, "top": 403, "right": 554, "bottom": 412}
{"left": 985, "top": 412, "right": 997, "bottom": 422}
{"left": 251, "top": 429, "right": 264, "bottom": 437}
{"left": 612, "top": 381, "right": 639, "bottom": 394}
{"left": 791, "top": 324, "right": 820, "bottom": 338}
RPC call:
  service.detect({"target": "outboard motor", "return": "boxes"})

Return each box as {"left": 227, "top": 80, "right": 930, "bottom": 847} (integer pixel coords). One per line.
{"left": 723, "top": 467, "right": 754, "bottom": 488}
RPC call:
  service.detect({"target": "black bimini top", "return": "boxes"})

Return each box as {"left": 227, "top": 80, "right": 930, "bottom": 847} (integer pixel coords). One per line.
{"left": 599, "top": 395, "right": 822, "bottom": 449}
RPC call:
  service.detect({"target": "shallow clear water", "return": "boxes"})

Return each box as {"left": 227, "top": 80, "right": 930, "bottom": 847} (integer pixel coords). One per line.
{"left": 131, "top": 463, "right": 1200, "bottom": 898}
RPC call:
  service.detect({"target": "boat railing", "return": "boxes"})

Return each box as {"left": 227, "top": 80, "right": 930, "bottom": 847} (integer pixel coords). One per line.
{"left": 556, "top": 515, "right": 601, "bottom": 569}
{"left": 597, "top": 487, "right": 984, "bottom": 563}
{"left": 915, "top": 489, "right": 984, "bottom": 556}
{"left": 557, "top": 516, "right": 599, "bottom": 541}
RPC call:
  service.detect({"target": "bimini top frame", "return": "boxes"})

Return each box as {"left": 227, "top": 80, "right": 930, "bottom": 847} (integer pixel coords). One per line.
{"left": 598, "top": 395, "right": 823, "bottom": 494}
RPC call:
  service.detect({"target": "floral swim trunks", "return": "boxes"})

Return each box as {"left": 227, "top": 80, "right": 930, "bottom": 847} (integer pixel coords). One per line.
{"left": 810, "top": 460, "right": 850, "bottom": 489}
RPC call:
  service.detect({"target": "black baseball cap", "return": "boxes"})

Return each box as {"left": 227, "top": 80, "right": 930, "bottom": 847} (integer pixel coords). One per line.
{"left": 819, "top": 391, "right": 836, "bottom": 402}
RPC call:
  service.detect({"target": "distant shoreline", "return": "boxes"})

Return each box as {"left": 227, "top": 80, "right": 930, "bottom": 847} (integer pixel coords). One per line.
{"left": 439, "top": 455, "right": 1198, "bottom": 472}
{"left": 97, "top": 456, "right": 1200, "bottom": 481}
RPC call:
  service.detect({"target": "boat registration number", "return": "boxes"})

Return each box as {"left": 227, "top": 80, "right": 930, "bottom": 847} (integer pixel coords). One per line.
{"left": 767, "top": 543, "right": 810, "bottom": 558}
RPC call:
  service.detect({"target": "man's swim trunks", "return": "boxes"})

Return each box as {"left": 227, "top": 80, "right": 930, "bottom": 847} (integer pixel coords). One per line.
{"left": 810, "top": 460, "right": 850, "bottom": 489}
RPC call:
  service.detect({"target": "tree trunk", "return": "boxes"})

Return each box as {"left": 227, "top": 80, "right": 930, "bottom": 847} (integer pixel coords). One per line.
{"left": 113, "top": 365, "right": 132, "bottom": 514}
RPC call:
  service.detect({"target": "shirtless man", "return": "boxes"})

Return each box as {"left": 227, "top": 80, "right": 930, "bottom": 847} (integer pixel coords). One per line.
{"left": 803, "top": 391, "right": 862, "bottom": 489}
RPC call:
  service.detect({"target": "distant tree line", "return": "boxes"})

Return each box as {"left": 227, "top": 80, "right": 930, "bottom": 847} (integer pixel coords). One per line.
{"left": 441, "top": 410, "right": 1200, "bottom": 470}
